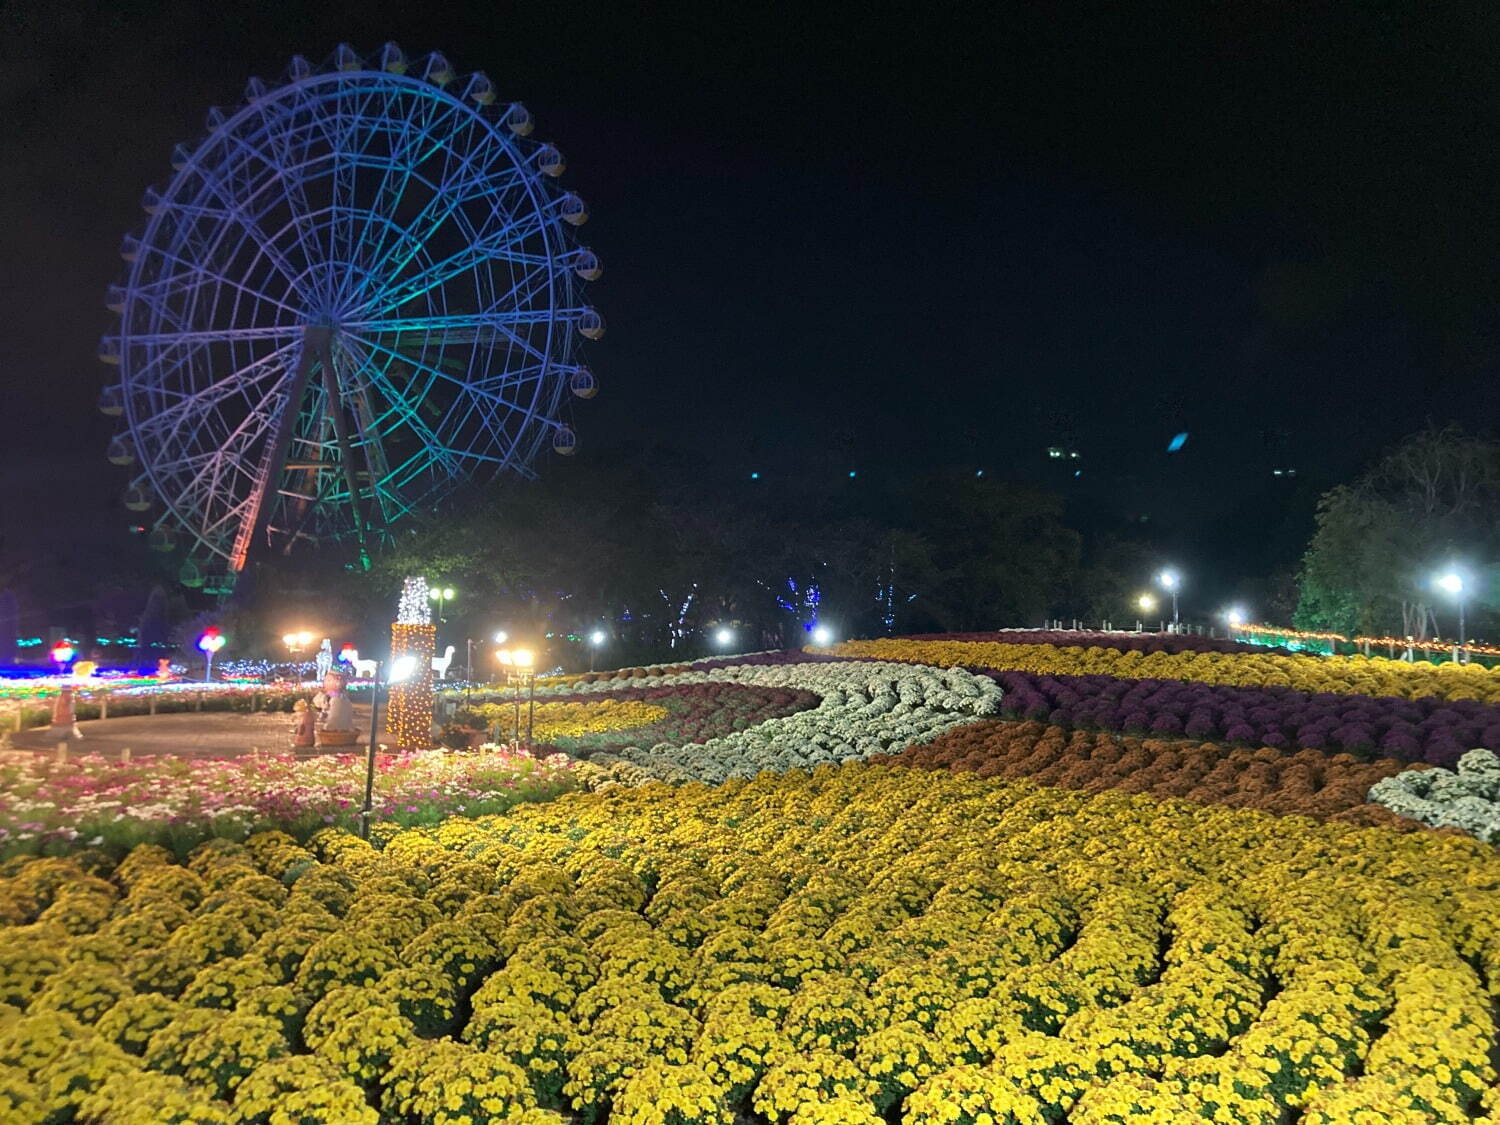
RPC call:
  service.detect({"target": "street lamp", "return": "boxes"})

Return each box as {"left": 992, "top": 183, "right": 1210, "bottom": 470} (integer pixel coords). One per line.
{"left": 196, "top": 628, "right": 226, "bottom": 682}
{"left": 360, "top": 654, "right": 417, "bottom": 840}
{"left": 512, "top": 649, "right": 536, "bottom": 748}
{"left": 713, "top": 626, "right": 735, "bottom": 649}
{"left": 1225, "top": 607, "right": 1246, "bottom": 628}
{"left": 1157, "top": 569, "right": 1180, "bottom": 629}
{"left": 282, "top": 630, "right": 314, "bottom": 656}
{"left": 427, "top": 584, "right": 456, "bottom": 624}
{"left": 1435, "top": 571, "right": 1466, "bottom": 661}
{"left": 588, "top": 630, "right": 606, "bottom": 672}
{"left": 810, "top": 625, "right": 834, "bottom": 646}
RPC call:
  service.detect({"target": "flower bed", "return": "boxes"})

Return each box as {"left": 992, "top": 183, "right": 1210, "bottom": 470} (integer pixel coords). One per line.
{"left": 903, "top": 630, "right": 1285, "bottom": 656}
{"left": 877, "top": 719, "right": 1411, "bottom": 826}
{"left": 1, "top": 763, "right": 1496, "bottom": 1123}
{"left": 532, "top": 660, "right": 1003, "bottom": 785}
{"left": 0, "top": 748, "right": 578, "bottom": 859}
{"left": 1370, "top": 749, "right": 1500, "bottom": 840}
{"left": 989, "top": 670, "right": 1500, "bottom": 766}
{"left": 834, "top": 638, "right": 1500, "bottom": 704}
{"left": 471, "top": 699, "right": 670, "bottom": 743}
{"left": 468, "top": 683, "right": 820, "bottom": 757}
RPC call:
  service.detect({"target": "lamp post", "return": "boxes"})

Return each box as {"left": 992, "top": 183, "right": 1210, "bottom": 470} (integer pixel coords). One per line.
{"left": 427, "top": 584, "right": 455, "bottom": 624}
{"left": 196, "top": 628, "right": 226, "bottom": 682}
{"left": 713, "top": 626, "right": 735, "bottom": 650}
{"left": 588, "top": 629, "right": 606, "bottom": 672}
{"left": 360, "top": 654, "right": 417, "bottom": 840}
{"left": 513, "top": 648, "right": 536, "bottom": 747}
{"left": 1136, "top": 594, "right": 1157, "bottom": 633}
{"left": 1157, "top": 570, "right": 1180, "bottom": 631}
{"left": 810, "top": 625, "right": 834, "bottom": 647}
{"left": 1436, "top": 572, "right": 1466, "bottom": 662}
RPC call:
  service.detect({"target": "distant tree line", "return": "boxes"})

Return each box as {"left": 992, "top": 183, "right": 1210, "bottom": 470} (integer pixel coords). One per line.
{"left": 217, "top": 451, "right": 1164, "bottom": 668}
{"left": 1295, "top": 425, "right": 1500, "bottom": 640}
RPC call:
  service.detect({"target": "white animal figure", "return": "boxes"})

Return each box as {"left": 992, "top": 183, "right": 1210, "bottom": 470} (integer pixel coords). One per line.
{"left": 343, "top": 648, "right": 379, "bottom": 680}
{"left": 431, "top": 645, "right": 456, "bottom": 679}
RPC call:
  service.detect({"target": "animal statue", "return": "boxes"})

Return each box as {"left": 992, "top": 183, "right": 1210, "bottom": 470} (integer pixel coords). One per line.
{"left": 432, "top": 645, "right": 456, "bottom": 679}
{"left": 315, "top": 638, "right": 334, "bottom": 681}
{"left": 342, "top": 648, "right": 380, "bottom": 679}
{"left": 290, "top": 699, "right": 316, "bottom": 748}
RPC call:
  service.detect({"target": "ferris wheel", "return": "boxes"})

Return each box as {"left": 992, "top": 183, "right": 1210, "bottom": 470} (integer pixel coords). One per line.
{"left": 98, "top": 43, "right": 603, "bottom": 588}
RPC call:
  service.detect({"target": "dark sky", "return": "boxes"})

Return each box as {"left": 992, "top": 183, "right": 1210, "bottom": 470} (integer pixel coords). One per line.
{"left": 4, "top": 0, "right": 1500, "bottom": 597}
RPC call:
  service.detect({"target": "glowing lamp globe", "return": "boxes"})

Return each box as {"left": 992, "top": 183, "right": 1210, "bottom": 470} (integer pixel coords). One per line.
{"left": 197, "top": 629, "right": 226, "bottom": 654}
{"left": 51, "top": 642, "right": 76, "bottom": 666}
{"left": 811, "top": 625, "right": 834, "bottom": 646}
{"left": 714, "top": 627, "right": 734, "bottom": 648}
{"left": 1437, "top": 573, "right": 1464, "bottom": 596}
{"left": 589, "top": 630, "right": 606, "bottom": 646}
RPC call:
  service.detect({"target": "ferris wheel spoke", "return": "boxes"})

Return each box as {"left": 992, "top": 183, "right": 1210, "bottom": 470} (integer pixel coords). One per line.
{"left": 174, "top": 180, "right": 305, "bottom": 295}
{"left": 136, "top": 344, "right": 299, "bottom": 476}
{"left": 343, "top": 96, "right": 476, "bottom": 293}
{"left": 354, "top": 189, "right": 550, "bottom": 315}
{"left": 123, "top": 324, "right": 303, "bottom": 347}
{"left": 129, "top": 242, "right": 305, "bottom": 320}
{"left": 214, "top": 118, "right": 334, "bottom": 287}
{"left": 335, "top": 333, "right": 466, "bottom": 477}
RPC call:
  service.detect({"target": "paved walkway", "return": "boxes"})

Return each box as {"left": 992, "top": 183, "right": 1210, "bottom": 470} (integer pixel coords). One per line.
{"left": 7, "top": 706, "right": 382, "bottom": 758}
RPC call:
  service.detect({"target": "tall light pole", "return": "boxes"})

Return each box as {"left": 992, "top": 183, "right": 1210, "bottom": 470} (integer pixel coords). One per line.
{"left": 588, "top": 629, "right": 606, "bottom": 672}
{"left": 427, "top": 584, "right": 455, "bottom": 625}
{"left": 1436, "top": 572, "right": 1466, "bottom": 662}
{"left": 1136, "top": 593, "right": 1157, "bottom": 633}
{"left": 1157, "top": 570, "right": 1180, "bottom": 630}
{"left": 360, "top": 654, "right": 417, "bottom": 840}
{"left": 512, "top": 649, "right": 536, "bottom": 748}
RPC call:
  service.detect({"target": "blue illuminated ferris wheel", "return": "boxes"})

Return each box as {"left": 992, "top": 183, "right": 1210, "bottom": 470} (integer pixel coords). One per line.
{"left": 98, "top": 42, "right": 603, "bottom": 586}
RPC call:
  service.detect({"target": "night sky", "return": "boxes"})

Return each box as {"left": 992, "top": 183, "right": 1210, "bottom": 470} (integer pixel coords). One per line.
{"left": 4, "top": 0, "right": 1500, "bottom": 603}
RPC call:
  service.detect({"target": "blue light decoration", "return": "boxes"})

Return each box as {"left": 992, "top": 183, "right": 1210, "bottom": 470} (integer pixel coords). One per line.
{"left": 97, "top": 42, "right": 600, "bottom": 585}
{"left": 848, "top": 470, "right": 857, "bottom": 479}
{"left": 750, "top": 472, "right": 760, "bottom": 480}
{"left": 1167, "top": 431, "right": 1190, "bottom": 452}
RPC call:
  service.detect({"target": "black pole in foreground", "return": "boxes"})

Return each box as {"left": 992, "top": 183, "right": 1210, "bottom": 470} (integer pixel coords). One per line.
{"left": 360, "top": 660, "right": 382, "bottom": 840}
{"left": 526, "top": 672, "right": 535, "bottom": 749}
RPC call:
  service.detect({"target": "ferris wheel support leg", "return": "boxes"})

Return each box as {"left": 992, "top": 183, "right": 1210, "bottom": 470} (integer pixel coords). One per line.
{"left": 231, "top": 326, "right": 324, "bottom": 571}
{"left": 320, "top": 343, "right": 371, "bottom": 570}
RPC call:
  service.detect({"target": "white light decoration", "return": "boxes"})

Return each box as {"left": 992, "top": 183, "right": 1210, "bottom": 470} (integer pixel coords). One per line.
{"left": 811, "top": 625, "right": 834, "bottom": 646}
{"left": 397, "top": 577, "right": 432, "bottom": 625}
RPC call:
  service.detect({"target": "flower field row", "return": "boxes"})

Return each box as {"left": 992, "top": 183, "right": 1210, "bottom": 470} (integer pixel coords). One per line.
{"left": 0, "top": 748, "right": 579, "bottom": 859}
{"left": 537, "top": 660, "right": 1003, "bottom": 784}
{"left": 2, "top": 764, "right": 1497, "bottom": 1123}
{"left": 989, "top": 670, "right": 1500, "bottom": 766}
{"left": 1370, "top": 749, "right": 1500, "bottom": 840}
{"left": 833, "top": 637, "right": 1500, "bottom": 703}
{"left": 472, "top": 699, "right": 670, "bottom": 742}
{"left": 903, "top": 629, "right": 1283, "bottom": 655}
{"left": 878, "top": 719, "right": 1411, "bottom": 826}
{"left": 471, "top": 683, "right": 820, "bottom": 756}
